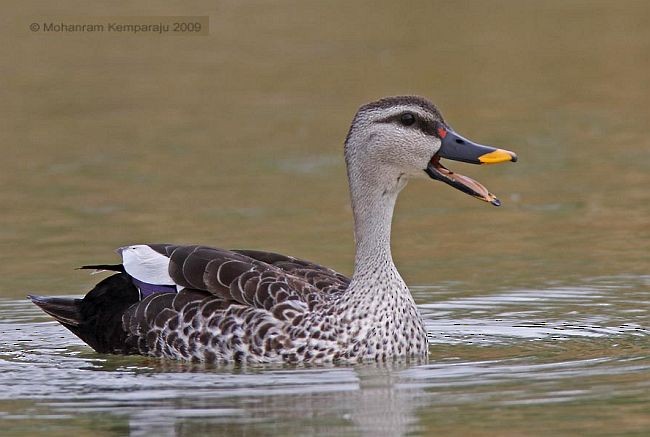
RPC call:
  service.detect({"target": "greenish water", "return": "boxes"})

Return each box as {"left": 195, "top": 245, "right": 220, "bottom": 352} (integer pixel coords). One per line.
{"left": 1, "top": 1, "right": 649, "bottom": 435}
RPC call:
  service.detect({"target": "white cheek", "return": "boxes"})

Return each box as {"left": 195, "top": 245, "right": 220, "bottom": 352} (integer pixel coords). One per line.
{"left": 401, "top": 138, "right": 440, "bottom": 178}
{"left": 432, "top": 137, "right": 442, "bottom": 155}
{"left": 411, "top": 137, "right": 440, "bottom": 168}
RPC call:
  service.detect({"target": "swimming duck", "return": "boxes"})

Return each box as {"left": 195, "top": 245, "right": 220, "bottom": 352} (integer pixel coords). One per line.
{"left": 29, "top": 96, "right": 517, "bottom": 364}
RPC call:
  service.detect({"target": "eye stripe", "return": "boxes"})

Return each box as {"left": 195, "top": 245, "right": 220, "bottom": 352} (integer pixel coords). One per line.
{"left": 375, "top": 112, "right": 444, "bottom": 138}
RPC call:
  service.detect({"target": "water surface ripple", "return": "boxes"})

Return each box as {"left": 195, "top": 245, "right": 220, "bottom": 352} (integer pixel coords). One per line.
{"left": 2, "top": 275, "right": 648, "bottom": 436}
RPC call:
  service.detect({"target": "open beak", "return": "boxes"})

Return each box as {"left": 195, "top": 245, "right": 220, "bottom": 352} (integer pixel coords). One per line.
{"left": 425, "top": 126, "right": 517, "bottom": 206}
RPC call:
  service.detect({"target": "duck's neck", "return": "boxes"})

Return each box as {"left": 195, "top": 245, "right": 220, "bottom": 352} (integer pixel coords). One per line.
{"left": 338, "top": 163, "right": 428, "bottom": 359}
{"left": 347, "top": 172, "right": 406, "bottom": 290}
{"left": 339, "top": 172, "right": 428, "bottom": 355}
{"left": 351, "top": 183, "right": 397, "bottom": 277}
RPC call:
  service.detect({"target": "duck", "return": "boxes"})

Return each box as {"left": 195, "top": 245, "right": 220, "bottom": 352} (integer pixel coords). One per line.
{"left": 29, "top": 96, "right": 517, "bottom": 364}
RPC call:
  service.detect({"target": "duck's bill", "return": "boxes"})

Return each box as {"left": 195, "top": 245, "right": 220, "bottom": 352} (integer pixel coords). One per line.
{"left": 425, "top": 126, "right": 517, "bottom": 206}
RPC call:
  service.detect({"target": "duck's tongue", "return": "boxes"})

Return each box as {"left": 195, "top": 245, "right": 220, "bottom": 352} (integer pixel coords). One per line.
{"left": 424, "top": 126, "right": 517, "bottom": 206}
{"left": 427, "top": 155, "right": 501, "bottom": 206}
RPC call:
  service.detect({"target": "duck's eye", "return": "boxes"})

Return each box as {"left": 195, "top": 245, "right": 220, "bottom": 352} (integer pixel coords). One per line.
{"left": 400, "top": 113, "right": 416, "bottom": 126}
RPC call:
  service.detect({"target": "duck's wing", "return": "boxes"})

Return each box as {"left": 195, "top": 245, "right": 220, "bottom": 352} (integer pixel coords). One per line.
{"left": 232, "top": 249, "right": 350, "bottom": 296}
{"left": 142, "top": 244, "right": 350, "bottom": 310}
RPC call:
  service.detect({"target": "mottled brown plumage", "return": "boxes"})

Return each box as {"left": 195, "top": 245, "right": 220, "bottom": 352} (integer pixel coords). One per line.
{"left": 29, "top": 96, "right": 517, "bottom": 364}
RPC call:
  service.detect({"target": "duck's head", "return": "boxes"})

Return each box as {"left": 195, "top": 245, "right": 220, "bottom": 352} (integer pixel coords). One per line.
{"left": 344, "top": 96, "right": 517, "bottom": 206}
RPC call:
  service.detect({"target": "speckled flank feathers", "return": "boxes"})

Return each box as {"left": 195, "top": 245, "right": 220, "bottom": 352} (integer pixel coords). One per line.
{"left": 112, "top": 244, "right": 426, "bottom": 363}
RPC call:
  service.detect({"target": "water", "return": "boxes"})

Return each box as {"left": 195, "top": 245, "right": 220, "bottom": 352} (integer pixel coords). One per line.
{"left": 2, "top": 0, "right": 649, "bottom": 435}
{"left": 2, "top": 276, "right": 650, "bottom": 435}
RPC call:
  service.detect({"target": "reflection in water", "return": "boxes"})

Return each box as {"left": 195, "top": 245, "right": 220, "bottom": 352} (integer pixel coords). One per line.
{"left": 337, "top": 366, "right": 425, "bottom": 437}
{"left": 1, "top": 275, "right": 649, "bottom": 436}
{"left": 121, "top": 366, "right": 426, "bottom": 437}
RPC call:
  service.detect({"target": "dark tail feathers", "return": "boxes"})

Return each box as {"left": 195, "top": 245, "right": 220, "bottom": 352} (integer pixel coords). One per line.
{"left": 28, "top": 273, "right": 140, "bottom": 354}
{"left": 28, "top": 295, "right": 84, "bottom": 326}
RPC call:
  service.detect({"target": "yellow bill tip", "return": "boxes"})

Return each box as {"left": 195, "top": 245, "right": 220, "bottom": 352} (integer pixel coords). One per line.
{"left": 478, "top": 149, "right": 518, "bottom": 164}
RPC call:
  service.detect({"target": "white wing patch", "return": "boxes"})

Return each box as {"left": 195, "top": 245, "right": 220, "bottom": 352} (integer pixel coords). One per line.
{"left": 118, "top": 245, "right": 181, "bottom": 290}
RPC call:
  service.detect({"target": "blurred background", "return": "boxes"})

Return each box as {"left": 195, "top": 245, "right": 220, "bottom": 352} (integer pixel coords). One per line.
{"left": 1, "top": 0, "right": 648, "bottom": 298}
{"left": 1, "top": 2, "right": 649, "bottom": 435}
